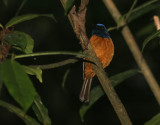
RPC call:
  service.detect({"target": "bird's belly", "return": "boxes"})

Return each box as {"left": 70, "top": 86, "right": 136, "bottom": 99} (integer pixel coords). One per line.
{"left": 84, "top": 35, "right": 114, "bottom": 78}
{"left": 90, "top": 35, "right": 114, "bottom": 68}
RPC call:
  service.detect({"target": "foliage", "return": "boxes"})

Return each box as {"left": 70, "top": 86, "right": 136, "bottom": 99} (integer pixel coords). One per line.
{"left": 0, "top": 100, "right": 41, "bottom": 125}
{"left": 64, "top": 0, "right": 75, "bottom": 15}
{"left": 145, "top": 113, "right": 160, "bottom": 125}
{"left": 5, "top": 14, "right": 56, "bottom": 28}
{"left": 5, "top": 31, "right": 34, "bottom": 53}
{"left": 23, "top": 66, "right": 43, "bottom": 83}
{"left": 0, "top": 60, "right": 36, "bottom": 111}
{"left": 142, "top": 30, "right": 160, "bottom": 52}
{"left": 32, "top": 95, "right": 51, "bottom": 125}
{"left": 0, "top": 9, "right": 56, "bottom": 124}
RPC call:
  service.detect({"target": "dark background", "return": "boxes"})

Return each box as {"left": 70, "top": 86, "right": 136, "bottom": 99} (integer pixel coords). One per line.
{"left": 0, "top": 0, "right": 160, "bottom": 125}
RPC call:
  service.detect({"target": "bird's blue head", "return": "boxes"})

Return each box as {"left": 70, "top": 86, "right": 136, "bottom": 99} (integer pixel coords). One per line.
{"left": 92, "top": 24, "right": 110, "bottom": 38}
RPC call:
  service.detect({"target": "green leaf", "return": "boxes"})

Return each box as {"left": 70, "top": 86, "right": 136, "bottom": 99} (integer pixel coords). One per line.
{"left": 65, "top": 0, "right": 74, "bottom": 15}
{"left": 5, "top": 31, "right": 34, "bottom": 53}
{"left": 23, "top": 66, "right": 42, "bottom": 83}
{"left": 144, "top": 113, "right": 160, "bottom": 125}
{"left": 0, "top": 23, "right": 3, "bottom": 28}
{"left": 109, "top": 69, "right": 139, "bottom": 87}
{"left": 0, "top": 60, "right": 37, "bottom": 111}
{"left": 5, "top": 14, "right": 56, "bottom": 28}
{"left": 135, "top": 23, "right": 155, "bottom": 38}
{"left": 32, "top": 94, "right": 51, "bottom": 125}
{"left": 117, "top": 15, "right": 125, "bottom": 28}
{"left": 79, "top": 69, "right": 139, "bottom": 120}
{"left": 0, "top": 100, "right": 40, "bottom": 125}
{"left": 116, "top": 0, "right": 159, "bottom": 27}
{"left": 142, "top": 30, "right": 160, "bottom": 52}
{"left": 127, "top": 0, "right": 160, "bottom": 22}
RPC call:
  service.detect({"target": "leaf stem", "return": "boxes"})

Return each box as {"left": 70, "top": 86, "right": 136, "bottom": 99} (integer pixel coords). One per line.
{"left": 14, "top": 51, "right": 86, "bottom": 59}
{"left": 125, "top": 0, "right": 138, "bottom": 20}
{"left": 0, "top": 100, "right": 40, "bottom": 125}
{"left": 15, "top": 0, "right": 27, "bottom": 16}
{"left": 30, "top": 59, "right": 78, "bottom": 69}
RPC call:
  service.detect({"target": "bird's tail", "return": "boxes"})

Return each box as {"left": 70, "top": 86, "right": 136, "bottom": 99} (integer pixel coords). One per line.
{"left": 79, "top": 77, "right": 92, "bottom": 102}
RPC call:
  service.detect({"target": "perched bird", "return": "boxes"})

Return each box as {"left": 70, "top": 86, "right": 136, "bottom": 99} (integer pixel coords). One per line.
{"left": 80, "top": 24, "right": 114, "bottom": 102}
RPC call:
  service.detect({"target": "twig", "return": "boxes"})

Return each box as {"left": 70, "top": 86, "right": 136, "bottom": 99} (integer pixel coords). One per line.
{"left": 60, "top": 0, "right": 132, "bottom": 125}
{"left": 15, "top": 0, "right": 27, "bottom": 16}
{"left": 153, "top": 15, "right": 160, "bottom": 30}
{"left": 14, "top": 51, "right": 86, "bottom": 59}
{"left": 125, "top": 0, "right": 138, "bottom": 20}
{"left": 102, "top": 0, "right": 160, "bottom": 105}
{"left": 30, "top": 59, "right": 78, "bottom": 69}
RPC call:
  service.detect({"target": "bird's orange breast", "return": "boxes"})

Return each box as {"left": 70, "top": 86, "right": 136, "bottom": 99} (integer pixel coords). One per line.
{"left": 84, "top": 35, "right": 114, "bottom": 78}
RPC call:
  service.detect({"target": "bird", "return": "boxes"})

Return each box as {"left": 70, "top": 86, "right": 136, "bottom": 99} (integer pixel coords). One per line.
{"left": 80, "top": 24, "right": 114, "bottom": 102}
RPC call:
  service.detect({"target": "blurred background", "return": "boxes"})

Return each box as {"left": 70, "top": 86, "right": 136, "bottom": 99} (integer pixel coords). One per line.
{"left": 0, "top": 0, "right": 160, "bottom": 124}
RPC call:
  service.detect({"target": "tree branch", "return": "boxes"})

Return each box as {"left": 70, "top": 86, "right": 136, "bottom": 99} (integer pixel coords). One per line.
{"left": 60, "top": 0, "right": 132, "bottom": 124}
{"left": 153, "top": 15, "right": 160, "bottom": 30}
{"left": 30, "top": 59, "right": 78, "bottom": 69}
{"left": 102, "top": 0, "right": 160, "bottom": 105}
{"left": 14, "top": 51, "right": 86, "bottom": 59}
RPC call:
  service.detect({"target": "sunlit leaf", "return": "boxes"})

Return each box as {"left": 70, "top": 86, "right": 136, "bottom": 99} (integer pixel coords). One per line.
{"left": 0, "top": 100, "right": 40, "bottom": 125}
{"left": 79, "top": 69, "right": 139, "bottom": 120}
{"left": 5, "top": 31, "right": 34, "bottom": 53}
{"left": 65, "top": 0, "right": 74, "bottom": 15}
{"left": 127, "top": 0, "right": 160, "bottom": 22}
{"left": 0, "top": 60, "right": 37, "bottom": 111}
{"left": 0, "top": 23, "right": 3, "bottom": 28}
{"left": 5, "top": 14, "right": 56, "bottom": 28}
{"left": 125, "top": 0, "right": 138, "bottom": 20}
{"left": 144, "top": 113, "right": 160, "bottom": 125}
{"left": 142, "top": 30, "right": 160, "bottom": 52}
{"left": 32, "top": 94, "right": 51, "bottom": 125}
{"left": 23, "top": 66, "right": 42, "bottom": 83}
